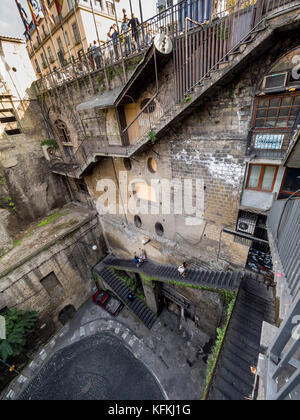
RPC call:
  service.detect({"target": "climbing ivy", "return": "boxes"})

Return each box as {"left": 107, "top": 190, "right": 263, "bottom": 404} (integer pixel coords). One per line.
{"left": 202, "top": 292, "right": 237, "bottom": 399}
{"left": 148, "top": 130, "right": 157, "bottom": 145}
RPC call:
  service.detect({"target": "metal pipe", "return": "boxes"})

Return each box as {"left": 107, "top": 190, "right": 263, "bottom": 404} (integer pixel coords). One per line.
{"left": 222, "top": 227, "right": 269, "bottom": 244}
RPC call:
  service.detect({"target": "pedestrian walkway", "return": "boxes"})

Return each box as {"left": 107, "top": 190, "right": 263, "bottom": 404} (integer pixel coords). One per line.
{"left": 100, "top": 254, "right": 243, "bottom": 291}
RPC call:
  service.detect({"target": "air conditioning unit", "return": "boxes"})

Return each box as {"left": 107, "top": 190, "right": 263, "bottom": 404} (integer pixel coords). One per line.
{"left": 237, "top": 214, "right": 258, "bottom": 235}
{"left": 262, "top": 72, "right": 288, "bottom": 89}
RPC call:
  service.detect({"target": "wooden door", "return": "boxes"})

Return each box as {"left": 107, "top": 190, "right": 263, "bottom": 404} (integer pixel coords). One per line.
{"left": 124, "top": 103, "right": 140, "bottom": 145}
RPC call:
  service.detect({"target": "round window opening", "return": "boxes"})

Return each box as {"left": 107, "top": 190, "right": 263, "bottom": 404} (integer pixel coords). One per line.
{"left": 155, "top": 222, "right": 164, "bottom": 237}
{"left": 141, "top": 98, "right": 156, "bottom": 114}
{"left": 147, "top": 157, "right": 157, "bottom": 173}
{"left": 123, "top": 158, "right": 132, "bottom": 171}
{"left": 134, "top": 215, "right": 142, "bottom": 228}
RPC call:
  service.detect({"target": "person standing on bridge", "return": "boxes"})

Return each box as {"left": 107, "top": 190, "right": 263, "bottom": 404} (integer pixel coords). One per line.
{"left": 178, "top": 262, "right": 188, "bottom": 278}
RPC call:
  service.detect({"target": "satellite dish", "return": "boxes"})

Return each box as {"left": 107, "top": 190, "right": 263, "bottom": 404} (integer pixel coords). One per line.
{"left": 154, "top": 33, "right": 173, "bottom": 55}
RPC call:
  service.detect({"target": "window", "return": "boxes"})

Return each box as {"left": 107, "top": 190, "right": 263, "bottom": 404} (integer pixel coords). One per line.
{"left": 262, "top": 73, "right": 287, "bottom": 89}
{"left": 55, "top": 120, "right": 71, "bottom": 143}
{"left": 94, "top": 0, "right": 103, "bottom": 8}
{"left": 253, "top": 94, "right": 300, "bottom": 130}
{"left": 48, "top": 46, "right": 54, "bottom": 62}
{"left": 35, "top": 58, "right": 41, "bottom": 73}
{"left": 254, "top": 134, "right": 284, "bottom": 150}
{"left": 106, "top": 1, "right": 115, "bottom": 15}
{"left": 55, "top": 120, "right": 74, "bottom": 162}
{"left": 246, "top": 164, "right": 279, "bottom": 192}
{"left": 41, "top": 52, "right": 47, "bottom": 69}
{"left": 141, "top": 98, "right": 156, "bottom": 114}
{"left": 40, "top": 272, "right": 63, "bottom": 297}
{"left": 65, "top": 31, "right": 70, "bottom": 46}
{"left": 72, "top": 22, "right": 81, "bottom": 44}
{"left": 41, "top": 24, "right": 47, "bottom": 38}
{"left": 57, "top": 37, "right": 64, "bottom": 54}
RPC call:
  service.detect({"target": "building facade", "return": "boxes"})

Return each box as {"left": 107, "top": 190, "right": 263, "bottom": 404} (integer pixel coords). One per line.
{"left": 25, "top": 0, "right": 156, "bottom": 79}
{"left": 38, "top": 1, "right": 300, "bottom": 273}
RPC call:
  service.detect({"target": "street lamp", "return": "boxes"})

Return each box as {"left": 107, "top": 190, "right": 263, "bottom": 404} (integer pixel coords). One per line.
{"left": 78, "top": 241, "right": 98, "bottom": 251}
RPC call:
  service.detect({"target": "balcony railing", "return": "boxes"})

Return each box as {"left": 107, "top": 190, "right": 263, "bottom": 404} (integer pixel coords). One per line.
{"left": 34, "top": 0, "right": 298, "bottom": 97}
{"left": 268, "top": 194, "right": 300, "bottom": 297}
{"left": 264, "top": 194, "right": 300, "bottom": 400}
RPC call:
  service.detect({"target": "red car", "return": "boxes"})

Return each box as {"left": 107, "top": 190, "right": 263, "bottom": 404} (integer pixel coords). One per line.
{"left": 92, "top": 289, "right": 124, "bottom": 316}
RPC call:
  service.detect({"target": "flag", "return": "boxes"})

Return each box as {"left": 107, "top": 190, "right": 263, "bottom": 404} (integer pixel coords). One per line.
{"left": 27, "top": 0, "right": 38, "bottom": 27}
{"left": 40, "top": 0, "right": 55, "bottom": 25}
{"left": 54, "top": 0, "right": 64, "bottom": 15}
{"left": 15, "top": 0, "right": 31, "bottom": 37}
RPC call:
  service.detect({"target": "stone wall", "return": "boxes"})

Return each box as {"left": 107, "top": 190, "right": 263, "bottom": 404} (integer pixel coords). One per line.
{"left": 0, "top": 212, "right": 106, "bottom": 328}
{"left": 0, "top": 38, "right": 70, "bottom": 240}
{"left": 39, "top": 27, "right": 300, "bottom": 270}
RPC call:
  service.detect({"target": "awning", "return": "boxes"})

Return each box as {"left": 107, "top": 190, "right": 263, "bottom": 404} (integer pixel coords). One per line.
{"left": 76, "top": 86, "right": 124, "bottom": 112}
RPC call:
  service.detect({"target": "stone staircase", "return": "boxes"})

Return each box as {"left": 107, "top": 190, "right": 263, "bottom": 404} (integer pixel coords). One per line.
{"left": 102, "top": 254, "right": 243, "bottom": 292}
{"left": 94, "top": 263, "right": 157, "bottom": 329}
{"left": 94, "top": 254, "right": 244, "bottom": 328}
{"left": 46, "top": 1, "right": 300, "bottom": 179}
{"left": 50, "top": 20, "right": 278, "bottom": 179}
{"left": 206, "top": 276, "right": 276, "bottom": 400}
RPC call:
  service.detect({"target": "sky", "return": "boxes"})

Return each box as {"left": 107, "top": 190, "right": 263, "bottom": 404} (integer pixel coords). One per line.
{"left": 0, "top": 0, "right": 158, "bottom": 40}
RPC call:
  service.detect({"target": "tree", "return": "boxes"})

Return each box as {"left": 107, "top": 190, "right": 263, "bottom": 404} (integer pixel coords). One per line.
{"left": 0, "top": 309, "right": 38, "bottom": 362}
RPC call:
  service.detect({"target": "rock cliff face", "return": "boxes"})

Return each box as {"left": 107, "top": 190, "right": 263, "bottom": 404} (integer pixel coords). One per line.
{"left": 0, "top": 209, "right": 13, "bottom": 256}
{"left": 0, "top": 101, "right": 69, "bottom": 242}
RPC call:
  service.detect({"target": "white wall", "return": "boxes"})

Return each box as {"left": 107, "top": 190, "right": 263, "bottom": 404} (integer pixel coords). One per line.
{"left": 0, "top": 39, "right": 36, "bottom": 101}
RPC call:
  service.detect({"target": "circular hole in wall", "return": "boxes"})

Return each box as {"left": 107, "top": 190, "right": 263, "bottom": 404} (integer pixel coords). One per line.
{"left": 134, "top": 215, "right": 142, "bottom": 228}
{"left": 147, "top": 157, "right": 157, "bottom": 173}
{"left": 155, "top": 222, "right": 164, "bottom": 237}
{"left": 123, "top": 158, "right": 132, "bottom": 171}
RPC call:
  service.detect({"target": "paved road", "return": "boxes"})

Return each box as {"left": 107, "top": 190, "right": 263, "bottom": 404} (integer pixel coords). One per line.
{"left": 19, "top": 333, "right": 164, "bottom": 400}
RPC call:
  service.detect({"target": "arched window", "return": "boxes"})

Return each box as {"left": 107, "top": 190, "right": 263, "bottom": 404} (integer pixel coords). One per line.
{"left": 55, "top": 120, "right": 71, "bottom": 144}
{"left": 54, "top": 120, "right": 74, "bottom": 162}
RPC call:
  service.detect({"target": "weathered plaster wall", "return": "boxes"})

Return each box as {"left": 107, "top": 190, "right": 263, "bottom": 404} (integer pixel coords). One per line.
{"left": 41, "top": 31, "right": 300, "bottom": 270}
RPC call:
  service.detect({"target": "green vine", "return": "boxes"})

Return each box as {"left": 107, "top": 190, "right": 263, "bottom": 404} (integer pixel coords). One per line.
{"left": 41, "top": 139, "right": 59, "bottom": 149}
{"left": 202, "top": 291, "right": 237, "bottom": 399}
{"left": 182, "top": 93, "right": 192, "bottom": 104}
{"left": 5, "top": 196, "right": 17, "bottom": 212}
{"left": 148, "top": 130, "right": 157, "bottom": 145}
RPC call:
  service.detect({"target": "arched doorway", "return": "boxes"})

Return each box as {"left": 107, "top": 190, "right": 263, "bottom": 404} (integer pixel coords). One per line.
{"left": 58, "top": 305, "right": 77, "bottom": 325}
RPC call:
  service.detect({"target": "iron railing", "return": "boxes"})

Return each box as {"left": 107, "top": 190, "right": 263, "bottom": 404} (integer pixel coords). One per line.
{"left": 264, "top": 194, "right": 300, "bottom": 400}
{"left": 268, "top": 195, "right": 300, "bottom": 297}
{"left": 34, "top": 0, "right": 298, "bottom": 94}
{"left": 44, "top": 0, "right": 299, "bottom": 176}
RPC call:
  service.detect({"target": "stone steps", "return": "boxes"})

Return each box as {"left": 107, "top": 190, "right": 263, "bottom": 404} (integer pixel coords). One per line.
{"left": 206, "top": 277, "right": 276, "bottom": 400}
{"left": 68, "top": 26, "right": 270, "bottom": 177}
{"left": 100, "top": 254, "right": 243, "bottom": 292}
{"left": 94, "top": 264, "right": 156, "bottom": 329}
